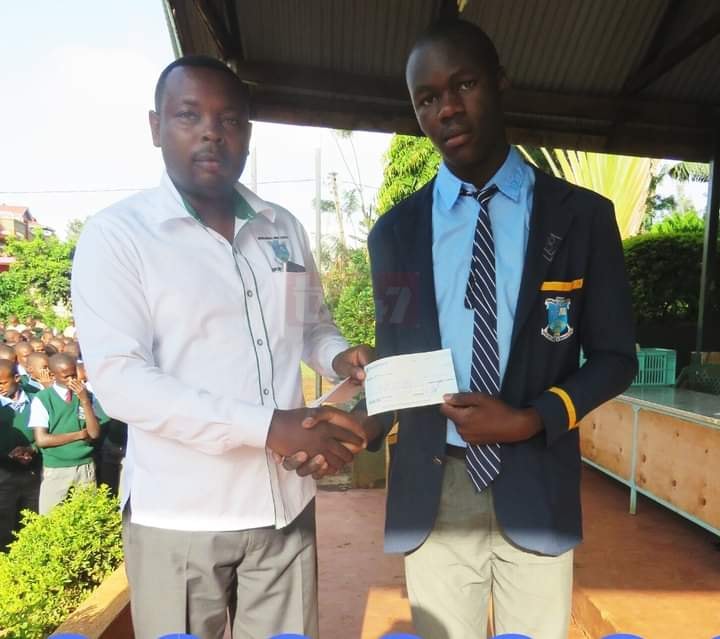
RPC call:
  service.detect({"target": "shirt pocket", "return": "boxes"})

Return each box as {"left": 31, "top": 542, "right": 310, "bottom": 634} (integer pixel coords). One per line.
{"left": 277, "top": 271, "right": 309, "bottom": 337}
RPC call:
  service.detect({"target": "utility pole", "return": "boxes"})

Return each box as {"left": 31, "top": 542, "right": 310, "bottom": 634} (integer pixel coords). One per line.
{"left": 314, "top": 147, "right": 323, "bottom": 399}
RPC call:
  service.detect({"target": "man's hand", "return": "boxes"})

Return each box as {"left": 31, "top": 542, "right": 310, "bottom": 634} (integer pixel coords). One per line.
{"left": 9, "top": 446, "right": 34, "bottom": 464}
{"left": 332, "top": 345, "right": 375, "bottom": 384}
{"left": 67, "top": 378, "right": 89, "bottom": 402}
{"left": 282, "top": 412, "right": 385, "bottom": 479}
{"left": 440, "top": 393, "right": 542, "bottom": 444}
{"left": 267, "top": 406, "right": 367, "bottom": 472}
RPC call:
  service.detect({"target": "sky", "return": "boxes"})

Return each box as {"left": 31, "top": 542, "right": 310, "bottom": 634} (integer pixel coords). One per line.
{"left": 0, "top": 2, "right": 707, "bottom": 241}
{"left": 0, "top": 1, "right": 391, "bottom": 241}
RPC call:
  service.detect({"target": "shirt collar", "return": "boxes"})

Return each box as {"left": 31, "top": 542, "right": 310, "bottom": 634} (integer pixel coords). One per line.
{"left": 53, "top": 383, "right": 70, "bottom": 399}
{"left": 152, "top": 172, "right": 276, "bottom": 225}
{"left": 0, "top": 389, "right": 29, "bottom": 409}
{"left": 436, "top": 146, "right": 526, "bottom": 211}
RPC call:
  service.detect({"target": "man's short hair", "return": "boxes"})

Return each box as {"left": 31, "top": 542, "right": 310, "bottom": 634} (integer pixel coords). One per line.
{"left": 154, "top": 55, "right": 250, "bottom": 111}
{"left": 409, "top": 19, "right": 501, "bottom": 77}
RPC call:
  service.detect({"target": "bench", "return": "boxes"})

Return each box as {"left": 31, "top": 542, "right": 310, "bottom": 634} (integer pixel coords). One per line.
{"left": 579, "top": 386, "right": 720, "bottom": 537}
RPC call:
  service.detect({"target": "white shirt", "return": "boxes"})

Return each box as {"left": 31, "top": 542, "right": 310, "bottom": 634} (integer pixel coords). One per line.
{"left": 0, "top": 389, "right": 31, "bottom": 413}
{"left": 71, "top": 174, "right": 349, "bottom": 532}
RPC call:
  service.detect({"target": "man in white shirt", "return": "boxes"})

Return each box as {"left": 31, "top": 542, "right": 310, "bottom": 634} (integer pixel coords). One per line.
{"left": 71, "top": 56, "right": 373, "bottom": 639}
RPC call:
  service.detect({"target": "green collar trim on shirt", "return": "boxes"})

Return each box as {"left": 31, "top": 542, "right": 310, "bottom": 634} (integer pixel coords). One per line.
{"left": 180, "top": 190, "right": 257, "bottom": 225}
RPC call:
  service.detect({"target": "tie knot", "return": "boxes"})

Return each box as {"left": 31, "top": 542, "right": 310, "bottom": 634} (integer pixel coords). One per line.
{"left": 460, "top": 184, "right": 498, "bottom": 208}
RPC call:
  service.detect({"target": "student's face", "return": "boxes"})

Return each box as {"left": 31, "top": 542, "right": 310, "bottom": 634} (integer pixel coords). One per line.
{"left": 41, "top": 333, "right": 52, "bottom": 344}
{"left": 4, "top": 331, "right": 20, "bottom": 345}
{"left": 149, "top": 67, "right": 251, "bottom": 203}
{"left": 51, "top": 362, "right": 77, "bottom": 389}
{"left": 0, "top": 348, "right": 16, "bottom": 363}
{"left": 0, "top": 369, "right": 19, "bottom": 398}
{"left": 14, "top": 344, "right": 32, "bottom": 368}
{"left": 30, "top": 340, "right": 44, "bottom": 353}
{"left": 27, "top": 357, "right": 49, "bottom": 379}
{"left": 49, "top": 339, "right": 65, "bottom": 353}
{"left": 77, "top": 365, "right": 87, "bottom": 384}
{"left": 406, "top": 40, "right": 507, "bottom": 178}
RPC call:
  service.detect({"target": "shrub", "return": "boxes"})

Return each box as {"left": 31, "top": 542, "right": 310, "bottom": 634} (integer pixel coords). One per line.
{"left": 623, "top": 231, "right": 718, "bottom": 324}
{"left": 0, "top": 485, "right": 123, "bottom": 639}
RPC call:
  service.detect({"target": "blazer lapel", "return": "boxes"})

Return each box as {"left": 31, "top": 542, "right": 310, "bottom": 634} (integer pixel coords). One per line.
{"left": 510, "top": 169, "right": 575, "bottom": 350}
{"left": 392, "top": 180, "right": 442, "bottom": 352}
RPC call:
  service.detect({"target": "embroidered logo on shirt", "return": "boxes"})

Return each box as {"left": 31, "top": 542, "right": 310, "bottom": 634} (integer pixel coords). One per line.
{"left": 270, "top": 239, "right": 290, "bottom": 264}
{"left": 541, "top": 296, "right": 574, "bottom": 342}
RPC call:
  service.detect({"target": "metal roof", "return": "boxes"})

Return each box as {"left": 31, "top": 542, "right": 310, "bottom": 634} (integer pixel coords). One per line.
{"left": 163, "top": 0, "right": 720, "bottom": 160}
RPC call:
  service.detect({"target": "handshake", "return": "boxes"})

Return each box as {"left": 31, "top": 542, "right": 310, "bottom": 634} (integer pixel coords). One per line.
{"left": 266, "top": 344, "right": 381, "bottom": 480}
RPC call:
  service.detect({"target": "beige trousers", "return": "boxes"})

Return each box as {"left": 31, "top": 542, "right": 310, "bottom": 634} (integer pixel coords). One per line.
{"left": 39, "top": 462, "right": 96, "bottom": 514}
{"left": 405, "top": 457, "right": 573, "bottom": 639}
{"left": 122, "top": 500, "right": 318, "bottom": 639}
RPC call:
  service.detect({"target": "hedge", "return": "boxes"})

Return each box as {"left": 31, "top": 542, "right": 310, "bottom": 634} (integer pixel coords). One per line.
{"left": 623, "top": 231, "right": 718, "bottom": 324}
{"left": 0, "top": 485, "right": 123, "bottom": 639}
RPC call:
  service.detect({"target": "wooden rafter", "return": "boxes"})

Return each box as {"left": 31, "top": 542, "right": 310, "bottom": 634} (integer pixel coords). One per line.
{"left": 232, "top": 59, "right": 716, "bottom": 130}
{"left": 194, "top": 0, "right": 236, "bottom": 58}
{"left": 623, "top": 8, "right": 720, "bottom": 94}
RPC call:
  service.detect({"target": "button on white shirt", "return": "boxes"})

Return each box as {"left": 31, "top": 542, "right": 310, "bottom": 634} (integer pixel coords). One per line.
{"left": 71, "top": 173, "right": 349, "bottom": 532}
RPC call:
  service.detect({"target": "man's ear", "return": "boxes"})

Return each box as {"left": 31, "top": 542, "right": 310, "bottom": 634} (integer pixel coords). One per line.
{"left": 149, "top": 110, "right": 161, "bottom": 148}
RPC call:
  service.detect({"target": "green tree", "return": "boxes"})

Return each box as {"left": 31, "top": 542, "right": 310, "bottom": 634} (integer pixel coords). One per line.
{"left": 376, "top": 135, "right": 440, "bottom": 214}
{"left": 65, "top": 217, "right": 86, "bottom": 244}
{"left": 519, "top": 147, "right": 658, "bottom": 238}
{"left": 331, "top": 249, "right": 375, "bottom": 347}
{"left": 0, "top": 231, "right": 75, "bottom": 327}
{"left": 649, "top": 210, "right": 705, "bottom": 234}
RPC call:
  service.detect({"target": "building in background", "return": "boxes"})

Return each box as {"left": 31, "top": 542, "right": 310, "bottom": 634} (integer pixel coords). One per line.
{"left": 0, "top": 204, "right": 55, "bottom": 272}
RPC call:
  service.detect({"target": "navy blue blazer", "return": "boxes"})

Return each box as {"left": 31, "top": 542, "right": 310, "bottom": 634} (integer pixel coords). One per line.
{"left": 367, "top": 167, "right": 637, "bottom": 556}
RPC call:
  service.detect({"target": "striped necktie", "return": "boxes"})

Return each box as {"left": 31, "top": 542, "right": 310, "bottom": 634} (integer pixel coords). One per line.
{"left": 460, "top": 184, "right": 501, "bottom": 491}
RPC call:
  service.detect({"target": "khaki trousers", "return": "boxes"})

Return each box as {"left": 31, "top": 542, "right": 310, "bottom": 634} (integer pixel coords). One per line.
{"left": 39, "top": 462, "right": 96, "bottom": 514}
{"left": 123, "top": 499, "right": 319, "bottom": 639}
{"left": 405, "top": 457, "right": 573, "bottom": 639}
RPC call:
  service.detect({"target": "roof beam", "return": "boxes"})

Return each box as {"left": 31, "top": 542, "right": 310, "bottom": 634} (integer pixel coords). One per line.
{"left": 193, "top": 0, "right": 237, "bottom": 58}
{"left": 623, "top": 8, "right": 720, "bottom": 94}
{"left": 234, "top": 59, "right": 716, "bottom": 130}
{"left": 224, "top": 0, "right": 243, "bottom": 60}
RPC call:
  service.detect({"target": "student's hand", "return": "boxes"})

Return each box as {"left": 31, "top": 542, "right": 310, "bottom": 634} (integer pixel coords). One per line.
{"left": 67, "top": 378, "right": 89, "bottom": 402}
{"left": 37, "top": 368, "right": 54, "bottom": 388}
{"left": 440, "top": 393, "right": 543, "bottom": 444}
{"left": 332, "top": 345, "right": 376, "bottom": 384}
{"left": 281, "top": 411, "right": 385, "bottom": 479}
{"left": 267, "top": 407, "right": 367, "bottom": 473}
{"left": 9, "top": 446, "right": 34, "bottom": 464}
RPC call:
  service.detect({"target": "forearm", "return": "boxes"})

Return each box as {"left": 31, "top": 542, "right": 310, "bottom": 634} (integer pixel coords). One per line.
{"left": 34, "top": 430, "right": 83, "bottom": 448}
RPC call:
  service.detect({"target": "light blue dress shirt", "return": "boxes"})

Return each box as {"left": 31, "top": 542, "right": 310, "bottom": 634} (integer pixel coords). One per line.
{"left": 432, "top": 147, "right": 535, "bottom": 446}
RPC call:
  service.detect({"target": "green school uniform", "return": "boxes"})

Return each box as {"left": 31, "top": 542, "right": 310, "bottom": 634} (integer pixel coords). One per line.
{"left": 0, "top": 390, "right": 38, "bottom": 470}
{"left": 34, "top": 388, "right": 110, "bottom": 468}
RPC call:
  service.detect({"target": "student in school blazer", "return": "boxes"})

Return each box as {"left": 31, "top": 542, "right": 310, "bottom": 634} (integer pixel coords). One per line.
{"left": 367, "top": 165, "right": 638, "bottom": 557}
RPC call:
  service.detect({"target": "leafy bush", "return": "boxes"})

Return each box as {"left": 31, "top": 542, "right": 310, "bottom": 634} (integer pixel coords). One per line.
{"left": 623, "top": 231, "right": 718, "bottom": 323}
{"left": 331, "top": 249, "right": 375, "bottom": 347}
{"left": 0, "top": 485, "right": 123, "bottom": 639}
{"left": 649, "top": 210, "right": 704, "bottom": 234}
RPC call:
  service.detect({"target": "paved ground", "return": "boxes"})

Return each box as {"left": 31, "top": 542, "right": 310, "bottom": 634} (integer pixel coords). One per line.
{"left": 316, "top": 466, "right": 720, "bottom": 638}
{"left": 316, "top": 487, "right": 587, "bottom": 638}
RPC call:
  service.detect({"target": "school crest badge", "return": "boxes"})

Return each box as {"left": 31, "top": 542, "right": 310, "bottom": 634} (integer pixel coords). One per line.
{"left": 270, "top": 239, "right": 290, "bottom": 265}
{"left": 541, "top": 296, "right": 574, "bottom": 342}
